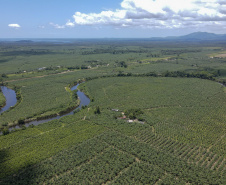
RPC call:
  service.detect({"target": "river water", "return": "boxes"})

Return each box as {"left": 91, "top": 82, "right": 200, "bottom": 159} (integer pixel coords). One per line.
{"left": 0, "top": 86, "right": 17, "bottom": 115}
{"left": 0, "top": 84, "right": 90, "bottom": 131}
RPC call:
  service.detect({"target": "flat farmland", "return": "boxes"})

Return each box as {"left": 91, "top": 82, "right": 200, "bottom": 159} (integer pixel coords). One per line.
{"left": 0, "top": 40, "right": 225, "bottom": 184}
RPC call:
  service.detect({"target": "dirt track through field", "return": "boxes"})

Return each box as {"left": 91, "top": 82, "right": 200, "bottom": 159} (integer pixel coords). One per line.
{"left": 5, "top": 70, "right": 74, "bottom": 83}
{"left": 215, "top": 53, "right": 226, "bottom": 58}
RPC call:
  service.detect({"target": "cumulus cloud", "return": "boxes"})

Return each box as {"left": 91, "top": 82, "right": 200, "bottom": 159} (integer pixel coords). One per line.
{"left": 66, "top": 21, "right": 75, "bottom": 27}
{"left": 8, "top": 24, "right": 21, "bottom": 28}
{"left": 61, "top": 0, "right": 226, "bottom": 30}
{"left": 71, "top": 10, "right": 128, "bottom": 26}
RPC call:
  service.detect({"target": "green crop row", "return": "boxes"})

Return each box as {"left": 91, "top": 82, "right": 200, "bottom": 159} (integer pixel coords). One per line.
{"left": 83, "top": 77, "right": 226, "bottom": 156}
{"left": 46, "top": 147, "right": 135, "bottom": 185}
{"left": 0, "top": 115, "right": 106, "bottom": 178}
{"left": 98, "top": 131, "right": 225, "bottom": 184}
{"left": 0, "top": 68, "right": 104, "bottom": 127}
{"left": 0, "top": 41, "right": 225, "bottom": 184}
{"left": 1, "top": 138, "right": 109, "bottom": 184}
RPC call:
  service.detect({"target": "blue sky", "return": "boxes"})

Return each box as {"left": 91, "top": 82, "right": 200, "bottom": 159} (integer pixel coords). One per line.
{"left": 1, "top": 0, "right": 226, "bottom": 38}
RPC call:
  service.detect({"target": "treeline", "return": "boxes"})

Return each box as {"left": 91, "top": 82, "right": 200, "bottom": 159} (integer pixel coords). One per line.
{"left": 146, "top": 53, "right": 161, "bottom": 57}
{"left": 119, "top": 70, "right": 220, "bottom": 81}
{"left": 85, "top": 60, "right": 106, "bottom": 66}
{"left": 1, "top": 50, "right": 54, "bottom": 56}
{"left": 81, "top": 48, "right": 148, "bottom": 55}
{"left": 160, "top": 70, "right": 225, "bottom": 85}
{"left": 38, "top": 65, "right": 90, "bottom": 71}
{"left": 68, "top": 65, "right": 89, "bottom": 70}
{"left": 161, "top": 70, "right": 219, "bottom": 80}
{"left": 161, "top": 49, "right": 202, "bottom": 55}
{"left": 84, "top": 70, "right": 224, "bottom": 85}
{"left": 13, "top": 86, "right": 22, "bottom": 102}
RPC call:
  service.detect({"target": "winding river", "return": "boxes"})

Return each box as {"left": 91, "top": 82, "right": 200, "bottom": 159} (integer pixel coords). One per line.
{"left": 0, "top": 83, "right": 90, "bottom": 131}
{"left": 0, "top": 86, "right": 17, "bottom": 115}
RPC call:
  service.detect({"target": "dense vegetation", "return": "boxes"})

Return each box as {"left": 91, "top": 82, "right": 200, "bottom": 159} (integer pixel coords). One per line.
{"left": 83, "top": 77, "right": 226, "bottom": 155}
{"left": 0, "top": 114, "right": 106, "bottom": 179}
{"left": 0, "top": 89, "right": 5, "bottom": 108}
{"left": 0, "top": 40, "right": 225, "bottom": 184}
{"left": 0, "top": 76, "right": 77, "bottom": 126}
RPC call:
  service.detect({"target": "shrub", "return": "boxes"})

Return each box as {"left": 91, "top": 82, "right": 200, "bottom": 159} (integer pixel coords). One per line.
{"left": 94, "top": 106, "right": 101, "bottom": 114}
{"left": 2, "top": 128, "right": 9, "bottom": 135}
{"left": 18, "top": 118, "right": 25, "bottom": 124}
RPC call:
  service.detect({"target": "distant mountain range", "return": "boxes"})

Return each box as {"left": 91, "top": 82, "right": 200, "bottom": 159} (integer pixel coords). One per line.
{"left": 1, "top": 32, "right": 226, "bottom": 42}
{"left": 150, "top": 32, "right": 226, "bottom": 41}
{"left": 16, "top": 40, "right": 33, "bottom": 43}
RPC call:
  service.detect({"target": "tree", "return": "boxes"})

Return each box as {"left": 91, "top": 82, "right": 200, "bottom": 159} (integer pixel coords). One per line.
{"left": 94, "top": 106, "right": 101, "bottom": 114}
{"left": 18, "top": 118, "right": 25, "bottom": 124}
{"left": 2, "top": 128, "right": 9, "bottom": 135}
{"left": 1, "top": 74, "right": 8, "bottom": 78}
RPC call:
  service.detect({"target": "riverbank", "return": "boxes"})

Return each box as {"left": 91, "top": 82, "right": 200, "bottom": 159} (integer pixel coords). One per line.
{"left": 0, "top": 83, "right": 90, "bottom": 133}
{"left": 0, "top": 86, "right": 17, "bottom": 116}
{"left": 0, "top": 92, "right": 6, "bottom": 109}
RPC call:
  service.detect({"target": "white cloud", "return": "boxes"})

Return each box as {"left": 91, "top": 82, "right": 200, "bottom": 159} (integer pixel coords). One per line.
{"left": 63, "top": 0, "right": 226, "bottom": 30}
{"left": 8, "top": 24, "right": 21, "bottom": 28}
{"left": 71, "top": 10, "right": 128, "bottom": 26}
{"left": 66, "top": 21, "right": 75, "bottom": 27}
{"left": 49, "top": 22, "right": 65, "bottom": 29}
{"left": 50, "top": 21, "right": 76, "bottom": 29}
